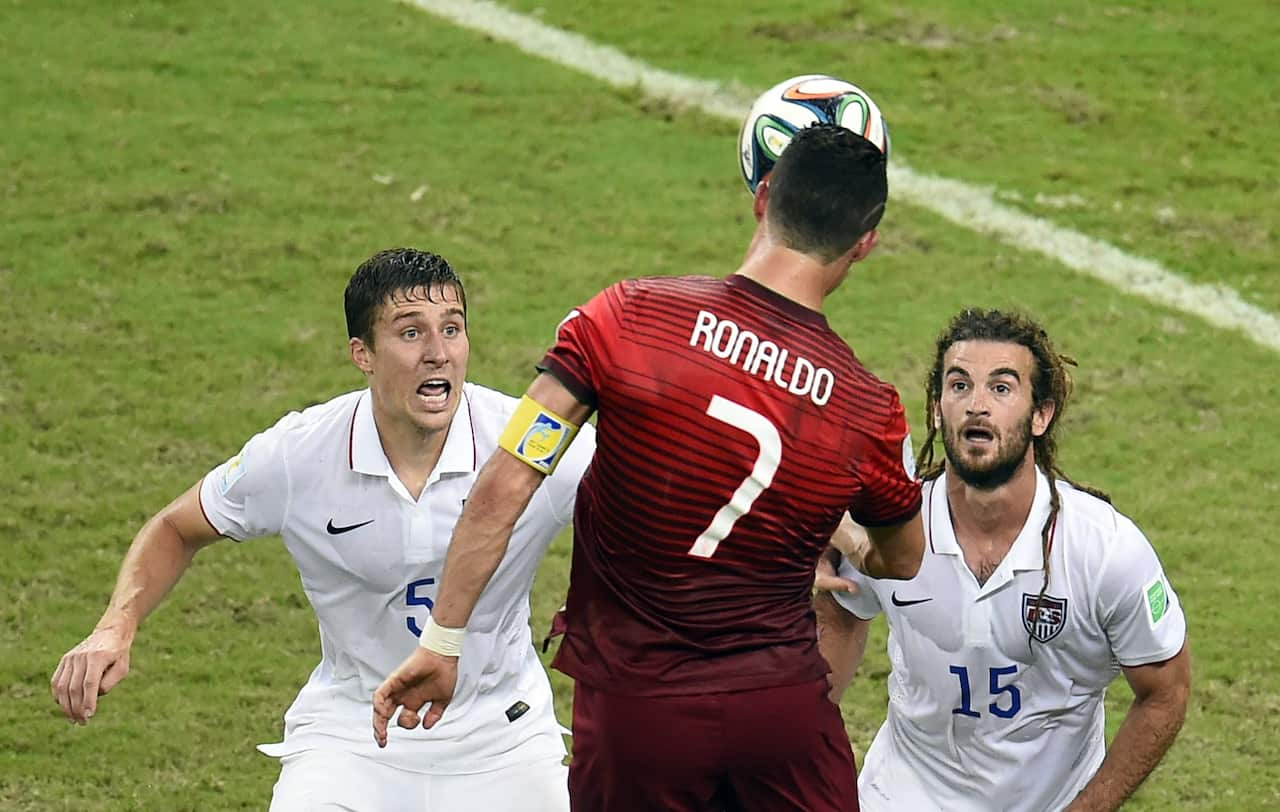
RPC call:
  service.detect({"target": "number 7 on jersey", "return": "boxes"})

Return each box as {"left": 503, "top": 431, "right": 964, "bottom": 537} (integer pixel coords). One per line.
{"left": 687, "top": 395, "right": 782, "bottom": 558}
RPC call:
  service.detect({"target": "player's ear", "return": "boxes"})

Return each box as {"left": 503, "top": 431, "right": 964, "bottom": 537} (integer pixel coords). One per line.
{"left": 753, "top": 180, "right": 770, "bottom": 222}
{"left": 850, "top": 229, "right": 879, "bottom": 263}
{"left": 350, "top": 336, "right": 374, "bottom": 375}
{"left": 1032, "top": 400, "right": 1056, "bottom": 437}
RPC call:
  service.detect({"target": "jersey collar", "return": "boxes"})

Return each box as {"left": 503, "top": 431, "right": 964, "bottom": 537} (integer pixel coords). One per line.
{"left": 929, "top": 467, "right": 1053, "bottom": 581}
{"left": 725, "top": 274, "right": 830, "bottom": 330}
{"left": 348, "top": 387, "right": 478, "bottom": 482}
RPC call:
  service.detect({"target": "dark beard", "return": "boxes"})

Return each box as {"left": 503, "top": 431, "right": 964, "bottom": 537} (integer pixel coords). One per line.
{"left": 943, "top": 413, "right": 1034, "bottom": 490}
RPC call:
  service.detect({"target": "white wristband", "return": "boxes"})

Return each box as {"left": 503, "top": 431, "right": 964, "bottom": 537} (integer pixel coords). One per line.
{"left": 418, "top": 616, "right": 466, "bottom": 657}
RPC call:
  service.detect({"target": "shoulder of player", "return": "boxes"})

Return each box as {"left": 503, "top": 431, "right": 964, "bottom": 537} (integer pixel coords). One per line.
{"left": 1053, "top": 480, "right": 1152, "bottom": 561}
{"left": 625, "top": 274, "right": 718, "bottom": 292}
{"left": 613, "top": 274, "right": 720, "bottom": 306}
{"left": 1050, "top": 482, "right": 1175, "bottom": 626}
{"left": 827, "top": 361, "right": 909, "bottom": 430}
{"left": 842, "top": 359, "right": 900, "bottom": 398}
{"left": 566, "top": 276, "right": 684, "bottom": 323}
{"left": 259, "top": 389, "right": 366, "bottom": 448}
{"left": 567, "top": 275, "right": 723, "bottom": 337}
{"left": 219, "top": 390, "right": 364, "bottom": 488}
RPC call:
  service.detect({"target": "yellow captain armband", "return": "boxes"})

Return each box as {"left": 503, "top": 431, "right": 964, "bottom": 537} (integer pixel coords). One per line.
{"left": 498, "top": 395, "right": 582, "bottom": 475}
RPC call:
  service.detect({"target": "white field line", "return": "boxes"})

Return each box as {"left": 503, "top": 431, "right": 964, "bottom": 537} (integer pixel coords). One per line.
{"left": 401, "top": 0, "right": 1280, "bottom": 354}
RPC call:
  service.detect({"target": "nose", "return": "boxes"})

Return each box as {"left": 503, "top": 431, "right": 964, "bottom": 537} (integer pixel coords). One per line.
{"left": 965, "top": 388, "right": 991, "bottom": 416}
{"left": 420, "top": 332, "right": 447, "bottom": 365}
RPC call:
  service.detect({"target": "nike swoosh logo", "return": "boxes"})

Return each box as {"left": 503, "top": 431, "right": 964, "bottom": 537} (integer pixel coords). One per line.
{"left": 326, "top": 518, "right": 374, "bottom": 535}
{"left": 891, "top": 592, "right": 933, "bottom": 607}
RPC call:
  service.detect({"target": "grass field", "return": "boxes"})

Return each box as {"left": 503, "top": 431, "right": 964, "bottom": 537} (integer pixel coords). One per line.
{"left": 2, "top": 0, "right": 1277, "bottom": 809}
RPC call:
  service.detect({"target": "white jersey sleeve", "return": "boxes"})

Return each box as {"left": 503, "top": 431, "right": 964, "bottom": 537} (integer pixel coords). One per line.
{"left": 198, "top": 412, "right": 300, "bottom": 540}
{"left": 1095, "top": 514, "right": 1187, "bottom": 666}
{"left": 833, "top": 556, "right": 884, "bottom": 620}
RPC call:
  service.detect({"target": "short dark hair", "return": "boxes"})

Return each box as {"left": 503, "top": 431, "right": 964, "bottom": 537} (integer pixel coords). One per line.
{"left": 344, "top": 248, "right": 466, "bottom": 346}
{"left": 765, "top": 124, "right": 889, "bottom": 263}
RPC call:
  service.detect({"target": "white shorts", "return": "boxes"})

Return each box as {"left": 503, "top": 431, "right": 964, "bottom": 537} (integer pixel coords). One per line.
{"left": 268, "top": 749, "right": 569, "bottom": 812}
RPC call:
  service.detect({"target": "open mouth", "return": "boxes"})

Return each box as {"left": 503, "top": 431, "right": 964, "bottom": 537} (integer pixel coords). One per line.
{"left": 416, "top": 378, "right": 452, "bottom": 409}
{"left": 961, "top": 425, "right": 995, "bottom": 445}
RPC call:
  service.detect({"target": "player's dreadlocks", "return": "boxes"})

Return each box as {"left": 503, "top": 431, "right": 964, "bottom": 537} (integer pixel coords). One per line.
{"left": 916, "top": 309, "right": 1109, "bottom": 653}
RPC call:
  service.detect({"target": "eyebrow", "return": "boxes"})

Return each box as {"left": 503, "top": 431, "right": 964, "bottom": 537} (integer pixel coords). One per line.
{"left": 391, "top": 307, "right": 466, "bottom": 322}
{"left": 945, "top": 365, "right": 1022, "bottom": 381}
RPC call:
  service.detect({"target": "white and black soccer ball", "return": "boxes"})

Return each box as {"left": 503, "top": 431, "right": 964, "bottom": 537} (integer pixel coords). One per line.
{"left": 738, "top": 74, "right": 890, "bottom": 193}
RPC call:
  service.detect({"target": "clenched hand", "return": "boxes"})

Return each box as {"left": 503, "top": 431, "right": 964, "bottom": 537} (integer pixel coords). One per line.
{"left": 51, "top": 625, "right": 134, "bottom": 724}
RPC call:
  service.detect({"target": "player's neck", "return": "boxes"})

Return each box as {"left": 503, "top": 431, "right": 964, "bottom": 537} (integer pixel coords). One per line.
{"left": 371, "top": 407, "right": 448, "bottom": 501}
{"left": 734, "top": 243, "right": 838, "bottom": 312}
{"left": 945, "top": 457, "right": 1039, "bottom": 551}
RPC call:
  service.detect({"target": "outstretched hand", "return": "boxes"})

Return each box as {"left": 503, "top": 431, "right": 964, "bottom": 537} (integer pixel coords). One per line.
{"left": 372, "top": 648, "right": 459, "bottom": 747}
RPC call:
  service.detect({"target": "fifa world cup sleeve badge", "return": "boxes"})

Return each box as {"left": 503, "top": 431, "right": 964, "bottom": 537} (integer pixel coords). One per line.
{"left": 499, "top": 396, "right": 581, "bottom": 475}
{"left": 1145, "top": 577, "right": 1169, "bottom": 626}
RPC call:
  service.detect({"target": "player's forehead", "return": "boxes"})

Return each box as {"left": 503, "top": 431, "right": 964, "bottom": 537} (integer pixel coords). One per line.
{"left": 376, "top": 284, "right": 465, "bottom": 325}
{"left": 943, "top": 340, "right": 1034, "bottom": 379}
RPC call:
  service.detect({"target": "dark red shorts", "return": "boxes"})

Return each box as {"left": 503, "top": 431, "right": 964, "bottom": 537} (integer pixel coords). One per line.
{"left": 568, "top": 678, "right": 859, "bottom": 812}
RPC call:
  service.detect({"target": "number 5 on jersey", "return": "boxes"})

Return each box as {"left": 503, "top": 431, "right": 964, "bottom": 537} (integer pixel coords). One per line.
{"left": 405, "top": 577, "right": 436, "bottom": 637}
{"left": 688, "top": 395, "right": 782, "bottom": 559}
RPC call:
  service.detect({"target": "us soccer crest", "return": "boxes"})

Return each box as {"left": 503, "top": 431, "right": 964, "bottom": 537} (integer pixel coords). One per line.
{"left": 1022, "top": 593, "right": 1068, "bottom": 643}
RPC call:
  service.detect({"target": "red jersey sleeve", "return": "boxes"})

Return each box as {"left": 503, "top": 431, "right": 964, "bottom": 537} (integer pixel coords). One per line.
{"left": 537, "top": 282, "right": 628, "bottom": 410}
{"left": 847, "top": 388, "right": 922, "bottom": 527}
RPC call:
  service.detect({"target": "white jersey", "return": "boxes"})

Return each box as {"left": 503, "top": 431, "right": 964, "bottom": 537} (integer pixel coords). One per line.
{"left": 198, "top": 384, "right": 595, "bottom": 774}
{"left": 835, "top": 469, "right": 1187, "bottom": 812}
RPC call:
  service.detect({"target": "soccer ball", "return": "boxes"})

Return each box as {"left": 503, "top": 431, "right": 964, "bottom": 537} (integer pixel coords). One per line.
{"left": 738, "top": 74, "right": 890, "bottom": 193}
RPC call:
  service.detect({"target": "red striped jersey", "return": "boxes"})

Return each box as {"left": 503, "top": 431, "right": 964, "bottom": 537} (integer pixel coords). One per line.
{"left": 540, "top": 274, "right": 920, "bottom": 696}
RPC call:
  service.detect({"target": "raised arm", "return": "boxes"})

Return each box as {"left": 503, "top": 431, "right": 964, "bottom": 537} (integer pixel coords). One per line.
{"left": 50, "top": 483, "right": 222, "bottom": 723}
{"left": 1065, "top": 644, "right": 1192, "bottom": 812}
{"left": 372, "top": 372, "right": 592, "bottom": 745}
{"left": 434, "top": 372, "right": 592, "bottom": 627}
